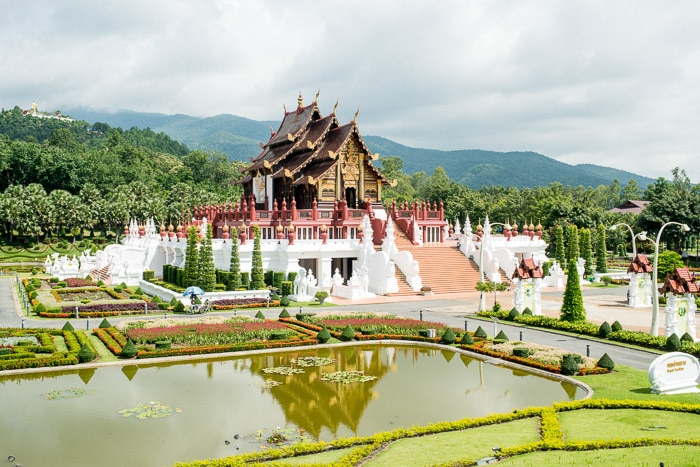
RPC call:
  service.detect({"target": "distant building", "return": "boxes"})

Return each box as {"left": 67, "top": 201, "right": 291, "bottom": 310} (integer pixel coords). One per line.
{"left": 608, "top": 200, "right": 649, "bottom": 215}
{"left": 21, "top": 101, "right": 74, "bottom": 122}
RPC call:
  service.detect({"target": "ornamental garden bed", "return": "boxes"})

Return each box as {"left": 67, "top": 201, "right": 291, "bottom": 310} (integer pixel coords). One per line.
{"left": 0, "top": 328, "right": 94, "bottom": 371}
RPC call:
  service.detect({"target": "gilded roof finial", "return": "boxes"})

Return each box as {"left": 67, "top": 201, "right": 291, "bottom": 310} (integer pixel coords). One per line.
{"left": 315, "top": 89, "right": 320, "bottom": 104}
{"left": 283, "top": 103, "right": 287, "bottom": 113}
{"left": 353, "top": 107, "right": 360, "bottom": 123}
{"left": 333, "top": 99, "right": 339, "bottom": 115}
{"left": 297, "top": 92, "right": 303, "bottom": 108}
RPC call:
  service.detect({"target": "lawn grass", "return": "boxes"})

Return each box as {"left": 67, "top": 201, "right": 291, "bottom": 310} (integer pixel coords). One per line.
{"left": 575, "top": 365, "right": 700, "bottom": 404}
{"left": 366, "top": 418, "right": 540, "bottom": 467}
{"left": 496, "top": 445, "right": 700, "bottom": 466}
{"left": 53, "top": 335, "right": 68, "bottom": 352}
{"left": 560, "top": 409, "right": 700, "bottom": 442}
{"left": 260, "top": 447, "right": 355, "bottom": 465}
{"left": 87, "top": 331, "right": 118, "bottom": 362}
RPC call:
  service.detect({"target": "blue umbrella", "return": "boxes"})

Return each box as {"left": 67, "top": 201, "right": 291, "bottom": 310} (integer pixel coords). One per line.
{"left": 183, "top": 286, "right": 204, "bottom": 297}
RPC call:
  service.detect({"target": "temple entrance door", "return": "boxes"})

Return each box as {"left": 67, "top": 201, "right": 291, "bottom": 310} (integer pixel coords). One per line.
{"left": 345, "top": 187, "right": 357, "bottom": 209}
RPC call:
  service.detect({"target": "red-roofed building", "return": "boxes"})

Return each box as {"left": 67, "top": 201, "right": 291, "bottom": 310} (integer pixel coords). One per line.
{"left": 608, "top": 200, "right": 649, "bottom": 215}
{"left": 511, "top": 257, "right": 544, "bottom": 315}
{"left": 659, "top": 267, "right": 698, "bottom": 339}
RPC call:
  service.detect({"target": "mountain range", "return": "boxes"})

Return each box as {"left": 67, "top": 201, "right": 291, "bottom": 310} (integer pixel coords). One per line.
{"left": 64, "top": 107, "right": 655, "bottom": 189}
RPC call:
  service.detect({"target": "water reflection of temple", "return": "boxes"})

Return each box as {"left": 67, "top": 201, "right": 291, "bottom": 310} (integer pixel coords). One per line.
{"left": 248, "top": 346, "right": 395, "bottom": 439}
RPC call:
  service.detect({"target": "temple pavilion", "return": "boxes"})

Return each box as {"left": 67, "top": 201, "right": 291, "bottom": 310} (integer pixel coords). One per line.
{"left": 238, "top": 92, "right": 391, "bottom": 212}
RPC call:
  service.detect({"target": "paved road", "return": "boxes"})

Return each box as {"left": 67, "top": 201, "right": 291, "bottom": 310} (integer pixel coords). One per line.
{"left": 0, "top": 277, "right": 662, "bottom": 370}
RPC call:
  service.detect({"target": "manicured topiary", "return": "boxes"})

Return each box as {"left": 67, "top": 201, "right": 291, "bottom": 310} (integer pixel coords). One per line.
{"left": 155, "top": 341, "right": 171, "bottom": 350}
{"left": 99, "top": 318, "right": 112, "bottom": 328}
{"left": 508, "top": 308, "right": 520, "bottom": 320}
{"left": 62, "top": 321, "right": 74, "bottom": 331}
{"left": 513, "top": 347, "right": 530, "bottom": 358}
{"left": 565, "top": 353, "right": 583, "bottom": 364}
{"left": 77, "top": 343, "right": 95, "bottom": 363}
{"left": 441, "top": 328, "right": 456, "bottom": 344}
{"left": 681, "top": 332, "right": 695, "bottom": 344}
{"left": 169, "top": 297, "right": 179, "bottom": 307}
{"left": 25, "top": 284, "right": 35, "bottom": 293}
{"left": 560, "top": 354, "right": 578, "bottom": 376}
{"left": 120, "top": 339, "right": 138, "bottom": 358}
{"left": 474, "top": 326, "right": 488, "bottom": 339}
{"left": 317, "top": 326, "right": 331, "bottom": 343}
{"left": 665, "top": 333, "right": 681, "bottom": 351}
{"left": 611, "top": 320, "right": 623, "bottom": 332}
{"left": 34, "top": 303, "right": 46, "bottom": 313}
{"left": 134, "top": 287, "right": 143, "bottom": 295}
{"left": 151, "top": 295, "right": 162, "bottom": 303}
{"left": 597, "top": 353, "right": 615, "bottom": 371}
{"left": 280, "top": 296, "right": 291, "bottom": 307}
{"left": 279, "top": 308, "right": 291, "bottom": 318}
{"left": 174, "top": 301, "right": 186, "bottom": 313}
{"left": 495, "top": 330, "right": 509, "bottom": 342}
{"left": 339, "top": 325, "right": 355, "bottom": 341}
{"left": 460, "top": 333, "right": 474, "bottom": 345}
{"left": 522, "top": 307, "right": 533, "bottom": 316}
{"left": 255, "top": 310, "right": 265, "bottom": 320}
{"left": 598, "top": 321, "right": 613, "bottom": 338}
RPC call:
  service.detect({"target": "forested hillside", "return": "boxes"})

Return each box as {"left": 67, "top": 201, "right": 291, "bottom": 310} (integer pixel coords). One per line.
{"left": 65, "top": 107, "right": 655, "bottom": 189}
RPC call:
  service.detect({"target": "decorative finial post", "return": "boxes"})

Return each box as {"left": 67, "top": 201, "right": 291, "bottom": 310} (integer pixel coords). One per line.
{"left": 353, "top": 107, "right": 360, "bottom": 123}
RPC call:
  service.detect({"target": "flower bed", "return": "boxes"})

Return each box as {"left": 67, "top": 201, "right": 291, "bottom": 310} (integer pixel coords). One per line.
{"left": 52, "top": 287, "right": 123, "bottom": 302}
{"left": 0, "top": 329, "right": 82, "bottom": 371}
{"left": 307, "top": 315, "right": 452, "bottom": 336}
{"left": 210, "top": 298, "right": 280, "bottom": 310}
{"left": 39, "top": 302, "right": 152, "bottom": 318}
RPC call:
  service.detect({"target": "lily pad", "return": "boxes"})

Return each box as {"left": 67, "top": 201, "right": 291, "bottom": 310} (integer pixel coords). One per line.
{"left": 119, "top": 401, "right": 180, "bottom": 419}
{"left": 321, "top": 370, "right": 377, "bottom": 384}
{"left": 45, "top": 387, "right": 95, "bottom": 400}
{"left": 291, "top": 356, "right": 336, "bottom": 367}
{"left": 261, "top": 366, "right": 304, "bottom": 375}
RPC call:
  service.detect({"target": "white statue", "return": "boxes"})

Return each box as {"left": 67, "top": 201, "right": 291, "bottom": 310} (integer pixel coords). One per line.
{"left": 306, "top": 268, "right": 317, "bottom": 294}
{"left": 293, "top": 268, "right": 307, "bottom": 296}
{"left": 332, "top": 268, "right": 344, "bottom": 287}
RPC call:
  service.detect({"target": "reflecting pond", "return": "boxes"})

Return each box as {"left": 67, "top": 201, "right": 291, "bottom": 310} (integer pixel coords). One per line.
{"left": 0, "top": 344, "right": 585, "bottom": 467}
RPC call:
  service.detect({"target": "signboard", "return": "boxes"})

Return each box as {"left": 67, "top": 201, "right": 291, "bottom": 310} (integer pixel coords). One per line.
{"left": 677, "top": 297, "right": 689, "bottom": 336}
{"left": 648, "top": 351, "right": 700, "bottom": 395}
{"left": 524, "top": 283, "right": 534, "bottom": 311}
{"left": 636, "top": 275, "right": 647, "bottom": 304}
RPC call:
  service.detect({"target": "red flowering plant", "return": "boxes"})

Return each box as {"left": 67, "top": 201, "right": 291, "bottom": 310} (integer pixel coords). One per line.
{"left": 124, "top": 318, "right": 295, "bottom": 346}
{"left": 211, "top": 298, "right": 280, "bottom": 310}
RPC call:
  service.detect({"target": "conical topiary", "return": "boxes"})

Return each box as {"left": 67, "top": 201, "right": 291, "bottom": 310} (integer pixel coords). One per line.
{"left": 77, "top": 343, "right": 95, "bottom": 363}
{"left": 508, "top": 308, "right": 519, "bottom": 320}
{"left": 495, "top": 330, "right": 509, "bottom": 342}
{"left": 611, "top": 320, "right": 623, "bottom": 332}
{"left": 474, "top": 326, "right": 488, "bottom": 339}
{"left": 62, "top": 321, "right": 74, "bottom": 331}
{"left": 99, "top": 318, "right": 112, "bottom": 329}
{"left": 317, "top": 326, "right": 331, "bottom": 344}
{"left": 561, "top": 354, "right": 578, "bottom": 376}
{"left": 339, "top": 324, "right": 355, "bottom": 342}
{"left": 255, "top": 310, "right": 265, "bottom": 320}
{"left": 460, "top": 333, "right": 474, "bottom": 345}
{"left": 120, "top": 339, "right": 138, "bottom": 358}
{"left": 598, "top": 321, "right": 613, "bottom": 338}
{"left": 441, "top": 328, "right": 456, "bottom": 344}
{"left": 665, "top": 333, "right": 681, "bottom": 352}
{"left": 522, "top": 307, "right": 533, "bottom": 316}
{"left": 681, "top": 332, "right": 695, "bottom": 344}
{"left": 597, "top": 353, "right": 615, "bottom": 371}
{"left": 279, "top": 308, "right": 291, "bottom": 318}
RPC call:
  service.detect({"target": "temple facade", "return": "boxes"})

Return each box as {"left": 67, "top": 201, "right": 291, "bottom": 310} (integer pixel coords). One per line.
{"left": 239, "top": 93, "right": 390, "bottom": 211}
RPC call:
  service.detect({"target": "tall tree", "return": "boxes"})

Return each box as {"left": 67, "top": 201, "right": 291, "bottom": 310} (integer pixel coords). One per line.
{"left": 566, "top": 224, "right": 580, "bottom": 263}
{"left": 183, "top": 226, "right": 200, "bottom": 287}
{"left": 595, "top": 224, "right": 608, "bottom": 273}
{"left": 198, "top": 223, "right": 217, "bottom": 292}
{"left": 554, "top": 225, "right": 566, "bottom": 266}
{"left": 250, "top": 225, "right": 265, "bottom": 290}
{"left": 561, "top": 259, "right": 586, "bottom": 322}
{"left": 579, "top": 228, "right": 594, "bottom": 278}
{"left": 228, "top": 227, "right": 242, "bottom": 290}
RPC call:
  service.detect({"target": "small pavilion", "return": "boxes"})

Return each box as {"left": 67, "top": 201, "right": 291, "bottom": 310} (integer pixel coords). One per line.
{"left": 626, "top": 254, "right": 653, "bottom": 307}
{"left": 658, "top": 267, "right": 698, "bottom": 339}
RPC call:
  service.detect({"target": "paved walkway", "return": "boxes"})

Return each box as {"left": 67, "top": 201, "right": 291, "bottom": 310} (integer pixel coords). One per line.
{"left": 0, "top": 277, "right": 665, "bottom": 370}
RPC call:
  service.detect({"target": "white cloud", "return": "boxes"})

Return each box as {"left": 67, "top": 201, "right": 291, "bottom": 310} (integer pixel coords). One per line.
{"left": 2, "top": 0, "right": 699, "bottom": 182}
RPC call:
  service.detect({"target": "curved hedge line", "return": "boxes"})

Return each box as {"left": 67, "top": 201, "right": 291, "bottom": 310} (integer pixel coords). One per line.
{"left": 171, "top": 399, "right": 700, "bottom": 467}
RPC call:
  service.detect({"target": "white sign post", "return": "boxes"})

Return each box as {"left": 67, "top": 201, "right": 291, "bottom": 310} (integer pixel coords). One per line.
{"left": 648, "top": 352, "right": 700, "bottom": 395}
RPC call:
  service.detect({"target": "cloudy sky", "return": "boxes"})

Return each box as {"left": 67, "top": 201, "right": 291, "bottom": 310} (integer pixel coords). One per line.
{"left": 2, "top": 1, "right": 699, "bottom": 182}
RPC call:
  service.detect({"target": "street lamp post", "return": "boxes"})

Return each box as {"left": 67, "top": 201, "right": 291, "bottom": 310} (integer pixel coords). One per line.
{"left": 638, "top": 222, "right": 691, "bottom": 336}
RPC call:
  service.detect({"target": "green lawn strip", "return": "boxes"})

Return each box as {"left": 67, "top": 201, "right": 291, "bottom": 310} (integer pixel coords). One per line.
{"left": 258, "top": 446, "right": 355, "bottom": 465}
{"left": 560, "top": 409, "right": 700, "bottom": 442}
{"left": 575, "top": 365, "right": 700, "bottom": 403}
{"left": 365, "top": 418, "right": 540, "bottom": 467}
{"left": 53, "top": 335, "right": 68, "bottom": 352}
{"left": 496, "top": 445, "right": 700, "bottom": 466}
{"left": 86, "top": 331, "right": 118, "bottom": 362}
